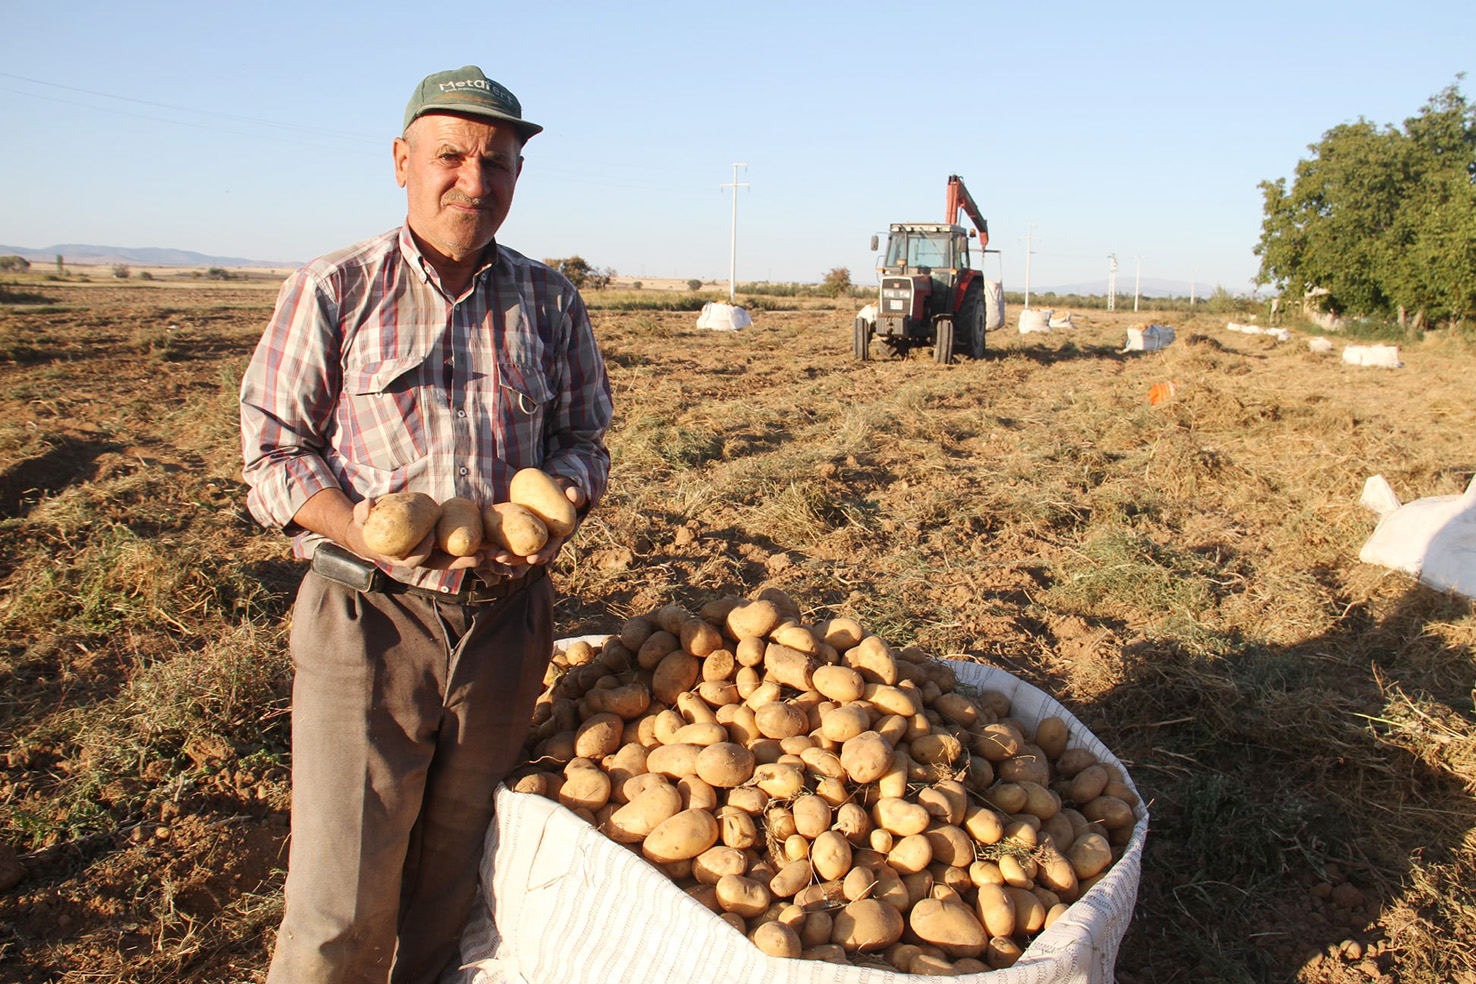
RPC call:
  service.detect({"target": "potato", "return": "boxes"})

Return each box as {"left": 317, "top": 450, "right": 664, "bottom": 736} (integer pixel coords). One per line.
{"left": 481, "top": 501, "right": 549, "bottom": 557}
{"left": 691, "top": 845, "right": 748, "bottom": 885}
{"left": 1067, "top": 830, "right": 1114, "bottom": 880}
{"left": 810, "top": 830, "right": 854, "bottom": 882}
{"left": 637, "top": 631, "right": 680, "bottom": 671}
{"left": 753, "top": 762, "right": 805, "bottom": 799}
{"left": 750, "top": 920, "right": 801, "bottom": 958}
{"left": 973, "top": 723, "right": 1023, "bottom": 761}
{"left": 584, "top": 682, "right": 651, "bottom": 721}
{"left": 434, "top": 496, "right": 483, "bottom": 556}
{"left": 754, "top": 702, "right": 809, "bottom": 740}
{"left": 557, "top": 767, "right": 610, "bottom": 813}
{"left": 908, "top": 898, "right": 987, "bottom": 958}
{"left": 842, "top": 864, "right": 876, "bottom": 902}
{"left": 997, "top": 744, "right": 1051, "bottom": 786}
{"left": 885, "top": 833, "right": 933, "bottom": 875}
{"left": 770, "top": 622, "right": 820, "bottom": 655}
{"left": 769, "top": 859, "right": 812, "bottom": 899}
{"left": 840, "top": 731, "right": 892, "bottom": 783}
{"left": 910, "top": 732, "right": 964, "bottom": 766}
{"left": 679, "top": 618, "right": 724, "bottom": 658}
{"left": 831, "top": 899, "right": 904, "bottom": 953}
{"left": 642, "top": 808, "right": 719, "bottom": 863}
{"left": 619, "top": 615, "right": 655, "bottom": 652}
{"left": 671, "top": 721, "right": 726, "bottom": 746}
{"left": 573, "top": 713, "right": 623, "bottom": 760}
{"left": 717, "top": 806, "right": 758, "bottom": 849}
{"left": 1059, "top": 763, "right": 1110, "bottom": 804}
{"left": 844, "top": 636, "right": 899, "bottom": 685}
{"left": 811, "top": 664, "right": 865, "bottom": 703}
{"left": 816, "top": 617, "right": 865, "bottom": 652}
{"left": 695, "top": 742, "right": 755, "bottom": 788}
{"left": 362, "top": 491, "right": 440, "bottom": 558}
{"left": 1080, "top": 794, "right": 1136, "bottom": 830}
{"left": 872, "top": 798, "right": 931, "bottom": 837}
{"left": 974, "top": 883, "right": 1015, "bottom": 938}
{"left": 1005, "top": 885, "right": 1046, "bottom": 933}
{"left": 819, "top": 704, "right": 870, "bottom": 743}
{"left": 606, "top": 781, "right": 682, "bottom": 843}
{"left": 715, "top": 873, "right": 771, "bottom": 918}
{"left": 725, "top": 600, "right": 782, "bottom": 640}
{"left": 1034, "top": 715, "right": 1069, "bottom": 759}
{"left": 763, "top": 643, "right": 817, "bottom": 691}
{"left": 987, "top": 935, "right": 1023, "bottom": 969}
{"left": 677, "top": 775, "right": 718, "bottom": 812}
{"left": 645, "top": 743, "right": 703, "bottom": 779}
{"left": 508, "top": 467, "right": 578, "bottom": 537}
{"left": 924, "top": 825, "right": 975, "bottom": 868}
{"left": 651, "top": 650, "right": 701, "bottom": 706}
{"left": 931, "top": 692, "right": 981, "bottom": 729}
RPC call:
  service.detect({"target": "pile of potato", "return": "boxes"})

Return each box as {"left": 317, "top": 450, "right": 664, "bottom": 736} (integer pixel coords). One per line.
{"left": 511, "top": 588, "right": 1139, "bottom": 976}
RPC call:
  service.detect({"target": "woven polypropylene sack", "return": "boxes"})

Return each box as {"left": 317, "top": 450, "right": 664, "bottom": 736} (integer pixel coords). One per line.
{"left": 452, "top": 651, "right": 1147, "bottom": 984}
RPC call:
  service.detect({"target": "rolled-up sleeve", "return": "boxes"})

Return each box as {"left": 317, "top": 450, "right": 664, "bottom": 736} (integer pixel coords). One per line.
{"left": 239, "top": 268, "right": 344, "bottom": 531}
{"left": 542, "top": 290, "right": 613, "bottom": 508}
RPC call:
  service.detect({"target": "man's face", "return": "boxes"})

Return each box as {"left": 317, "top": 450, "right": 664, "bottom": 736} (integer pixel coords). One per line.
{"left": 393, "top": 113, "right": 523, "bottom": 262}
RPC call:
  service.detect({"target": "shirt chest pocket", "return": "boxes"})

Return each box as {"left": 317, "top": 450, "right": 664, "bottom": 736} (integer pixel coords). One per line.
{"left": 341, "top": 355, "right": 433, "bottom": 470}
{"left": 476, "top": 359, "right": 555, "bottom": 469}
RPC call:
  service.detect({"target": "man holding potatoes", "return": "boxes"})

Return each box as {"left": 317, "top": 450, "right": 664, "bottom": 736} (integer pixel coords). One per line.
{"left": 239, "top": 66, "right": 612, "bottom": 983}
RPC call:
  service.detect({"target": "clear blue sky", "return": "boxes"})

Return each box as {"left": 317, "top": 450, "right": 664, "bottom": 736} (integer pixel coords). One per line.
{"left": 2, "top": 0, "right": 1472, "bottom": 294}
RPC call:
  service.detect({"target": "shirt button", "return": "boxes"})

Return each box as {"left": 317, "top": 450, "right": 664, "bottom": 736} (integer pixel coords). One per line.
{"left": 440, "top": 586, "right": 451, "bottom": 593}
{"left": 459, "top": 466, "right": 469, "bottom": 476}
{"left": 457, "top": 409, "right": 467, "bottom": 418}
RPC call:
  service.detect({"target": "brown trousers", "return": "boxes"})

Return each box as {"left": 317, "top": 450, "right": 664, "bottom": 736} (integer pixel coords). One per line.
{"left": 267, "top": 570, "right": 553, "bottom": 984}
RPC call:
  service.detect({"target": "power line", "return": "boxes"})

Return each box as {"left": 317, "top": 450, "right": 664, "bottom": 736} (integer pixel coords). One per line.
{"left": 0, "top": 70, "right": 373, "bottom": 142}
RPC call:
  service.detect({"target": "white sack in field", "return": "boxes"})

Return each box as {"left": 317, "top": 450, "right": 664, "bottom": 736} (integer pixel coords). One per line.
{"left": 1049, "top": 312, "right": 1077, "bottom": 330}
{"left": 453, "top": 653, "right": 1148, "bottom": 984}
{"left": 695, "top": 302, "right": 751, "bottom": 331}
{"left": 1124, "top": 324, "right": 1174, "bottom": 352}
{"left": 1018, "top": 307, "right": 1054, "bottom": 334}
{"left": 984, "top": 279, "right": 1006, "bottom": 331}
{"left": 1359, "top": 475, "right": 1476, "bottom": 599}
{"left": 1308, "top": 337, "right": 1334, "bottom": 353}
{"left": 1342, "top": 343, "right": 1401, "bottom": 368}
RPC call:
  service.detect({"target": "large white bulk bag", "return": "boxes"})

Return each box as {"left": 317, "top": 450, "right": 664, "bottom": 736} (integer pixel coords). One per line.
{"left": 1124, "top": 324, "right": 1174, "bottom": 352}
{"left": 1359, "top": 475, "right": 1476, "bottom": 599}
{"left": 984, "top": 280, "right": 1006, "bottom": 331}
{"left": 1018, "top": 308, "right": 1054, "bottom": 334}
{"left": 453, "top": 656, "right": 1147, "bottom": 984}
{"left": 696, "top": 302, "right": 752, "bottom": 331}
{"left": 1341, "top": 343, "right": 1401, "bottom": 368}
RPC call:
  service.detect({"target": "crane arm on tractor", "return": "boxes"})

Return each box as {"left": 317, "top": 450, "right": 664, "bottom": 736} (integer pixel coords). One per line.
{"left": 945, "top": 174, "right": 989, "bottom": 249}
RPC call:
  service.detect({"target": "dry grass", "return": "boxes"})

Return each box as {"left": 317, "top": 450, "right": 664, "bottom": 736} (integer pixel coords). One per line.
{"left": 1, "top": 287, "right": 1473, "bottom": 982}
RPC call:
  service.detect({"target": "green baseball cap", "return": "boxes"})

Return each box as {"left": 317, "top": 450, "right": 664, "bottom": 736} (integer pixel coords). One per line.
{"left": 403, "top": 66, "right": 543, "bottom": 141}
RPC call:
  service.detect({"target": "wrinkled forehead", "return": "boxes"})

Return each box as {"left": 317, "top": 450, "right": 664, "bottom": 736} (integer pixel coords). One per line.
{"left": 404, "top": 112, "right": 525, "bottom": 155}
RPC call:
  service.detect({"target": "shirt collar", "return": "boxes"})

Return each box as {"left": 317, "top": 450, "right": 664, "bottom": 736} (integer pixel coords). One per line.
{"left": 397, "top": 225, "right": 500, "bottom": 291}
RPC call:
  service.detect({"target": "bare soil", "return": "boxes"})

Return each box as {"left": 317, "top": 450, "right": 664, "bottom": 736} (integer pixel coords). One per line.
{"left": 1, "top": 281, "right": 1472, "bottom": 983}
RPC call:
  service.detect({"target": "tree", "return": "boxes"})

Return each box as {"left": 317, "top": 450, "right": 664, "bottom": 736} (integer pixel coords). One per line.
{"left": 686, "top": 279, "right": 702, "bottom": 292}
{"left": 543, "top": 256, "right": 594, "bottom": 288}
{"left": 821, "top": 267, "right": 852, "bottom": 297}
{"left": 1255, "top": 80, "right": 1476, "bottom": 326}
{"left": 0, "top": 255, "right": 29, "bottom": 272}
{"left": 112, "top": 264, "right": 131, "bottom": 279}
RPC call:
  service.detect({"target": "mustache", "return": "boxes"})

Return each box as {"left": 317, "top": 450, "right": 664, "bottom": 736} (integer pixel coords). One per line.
{"left": 442, "top": 191, "right": 491, "bottom": 208}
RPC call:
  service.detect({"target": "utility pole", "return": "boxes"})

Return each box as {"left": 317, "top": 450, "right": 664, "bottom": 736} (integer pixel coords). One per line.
{"left": 721, "top": 163, "right": 749, "bottom": 304}
{"left": 1133, "top": 256, "right": 1143, "bottom": 313}
{"left": 1107, "top": 254, "right": 1118, "bottom": 311}
{"left": 1022, "top": 224, "right": 1038, "bottom": 309}
{"left": 1190, "top": 269, "right": 1197, "bottom": 307}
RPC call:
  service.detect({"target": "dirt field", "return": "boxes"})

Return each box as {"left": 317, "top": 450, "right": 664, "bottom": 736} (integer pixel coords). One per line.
{"left": 1, "top": 280, "right": 1473, "bottom": 983}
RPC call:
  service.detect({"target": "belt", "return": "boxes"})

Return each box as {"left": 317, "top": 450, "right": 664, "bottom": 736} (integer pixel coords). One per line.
{"left": 312, "top": 541, "right": 545, "bottom": 606}
{"left": 384, "top": 563, "right": 545, "bottom": 605}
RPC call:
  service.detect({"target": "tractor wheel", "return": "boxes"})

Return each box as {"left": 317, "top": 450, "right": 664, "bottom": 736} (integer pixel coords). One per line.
{"left": 853, "top": 316, "right": 871, "bottom": 360}
{"left": 956, "top": 281, "right": 986, "bottom": 359}
{"left": 933, "top": 318, "right": 954, "bottom": 364}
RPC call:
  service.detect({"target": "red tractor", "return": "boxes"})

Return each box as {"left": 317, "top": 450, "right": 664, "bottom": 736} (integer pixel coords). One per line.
{"left": 855, "top": 175, "right": 998, "bottom": 364}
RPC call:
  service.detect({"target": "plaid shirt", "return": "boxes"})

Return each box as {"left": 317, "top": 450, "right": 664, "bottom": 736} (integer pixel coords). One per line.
{"left": 240, "top": 226, "right": 613, "bottom": 593}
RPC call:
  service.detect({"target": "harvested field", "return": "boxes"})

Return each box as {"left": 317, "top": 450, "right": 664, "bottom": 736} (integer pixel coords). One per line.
{"left": 0, "top": 280, "right": 1473, "bottom": 983}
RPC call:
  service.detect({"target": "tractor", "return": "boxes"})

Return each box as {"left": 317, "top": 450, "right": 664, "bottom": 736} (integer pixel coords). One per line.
{"left": 855, "top": 175, "right": 999, "bottom": 364}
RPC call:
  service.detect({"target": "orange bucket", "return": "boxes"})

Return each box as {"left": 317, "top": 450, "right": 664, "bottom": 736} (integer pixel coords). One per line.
{"left": 1147, "top": 381, "right": 1178, "bottom": 405}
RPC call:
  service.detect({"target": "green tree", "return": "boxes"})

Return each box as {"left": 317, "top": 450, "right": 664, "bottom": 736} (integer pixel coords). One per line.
{"left": 821, "top": 267, "right": 852, "bottom": 297}
{"left": 1255, "top": 80, "right": 1476, "bottom": 326}
{"left": 0, "top": 255, "right": 29, "bottom": 272}
{"left": 686, "top": 279, "right": 702, "bottom": 292}
{"left": 543, "top": 256, "right": 594, "bottom": 288}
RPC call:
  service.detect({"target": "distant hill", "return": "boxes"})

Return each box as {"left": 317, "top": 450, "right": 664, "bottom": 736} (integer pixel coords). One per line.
{"left": 0, "top": 244, "right": 300, "bottom": 269}
{"left": 1031, "top": 277, "right": 1252, "bottom": 299}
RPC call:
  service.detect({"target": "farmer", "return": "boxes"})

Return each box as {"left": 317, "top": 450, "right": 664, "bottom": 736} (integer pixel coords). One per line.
{"left": 239, "top": 66, "right": 613, "bottom": 983}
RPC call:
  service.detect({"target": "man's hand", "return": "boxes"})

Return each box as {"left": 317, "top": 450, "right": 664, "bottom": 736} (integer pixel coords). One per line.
{"left": 479, "top": 479, "right": 587, "bottom": 576}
